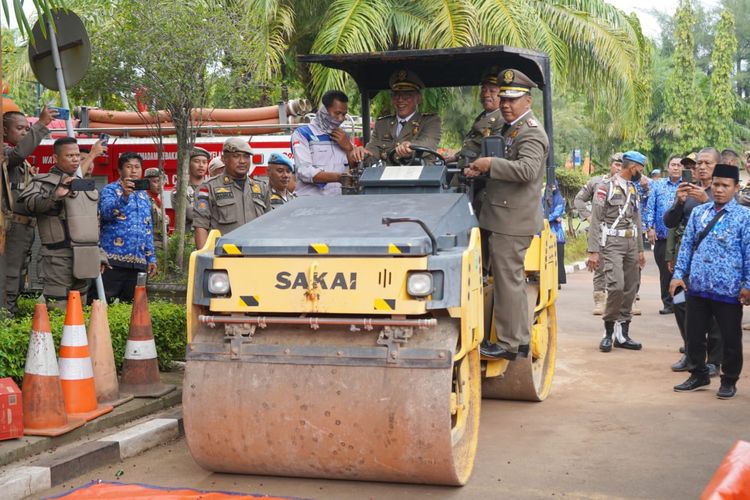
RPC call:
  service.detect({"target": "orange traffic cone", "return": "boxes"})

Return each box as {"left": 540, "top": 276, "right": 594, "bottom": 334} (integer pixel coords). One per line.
{"left": 119, "top": 275, "right": 175, "bottom": 398}
{"left": 87, "top": 300, "right": 133, "bottom": 407}
{"left": 22, "top": 303, "right": 86, "bottom": 436}
{"left": 58, "top": 291, "right": 113, "bottom": 421}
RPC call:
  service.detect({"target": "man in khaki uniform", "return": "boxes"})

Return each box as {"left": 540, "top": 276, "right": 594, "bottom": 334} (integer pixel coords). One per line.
{"left": 586, "top": 151, "right": 647, "bottom": 352}
{"left": 18, "top": 137, "right": 107, "bottom": 310}
{"left": 464, "top": 68, "right": 548, "bottom": 360}
{"left": 193, "top": 137, "right": 270, "bottom": 249}
{"left": 448, "top": 68, "right": 505, "bottom": 166}
{"left": 1, "top": 106, "right": 58, "bottom": 315}
{"left": 172, "top": 146, "right": 211, "bottom": 231}
{"left": 574, "top": 152, "right": 623, "bottom": 314}
{"left": 365, "top": 70, "right": 441, "bottom": 163}
{"left": 144, "top": 168, "right": 169, "bottom": 250}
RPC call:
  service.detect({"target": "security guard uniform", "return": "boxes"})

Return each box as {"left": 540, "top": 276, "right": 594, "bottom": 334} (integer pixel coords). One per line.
{"left": 193, "top": 175, "right": 270, "bottom": 236}
{"left": 1, "top": 120, "right": 49, "bottom": 314}
{"left": 18, "top": 166, "right": 106, "bottom": 310}
{"left": 588, "top": 153, "right": 646, "bottom": 352}
{"left": 477, "top": 68, "right": 548, "bottom": 360}
{"left": 365, "top": 70, "right": 441, "bottom": 162}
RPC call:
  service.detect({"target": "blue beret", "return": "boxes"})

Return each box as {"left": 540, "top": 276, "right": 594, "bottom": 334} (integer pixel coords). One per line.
{"left": 268, "top": 153, "right": 295, "bottom": 173}
{"left": 622, "top": 150, "right": 647, "bottom": 166}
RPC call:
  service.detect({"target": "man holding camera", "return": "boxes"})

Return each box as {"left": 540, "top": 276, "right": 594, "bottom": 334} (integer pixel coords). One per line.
{"left": 18, "top": 137, "right": 108, "bottom": 310}
{"left": 98, "top": 152, "right": 157, "bottom": 302}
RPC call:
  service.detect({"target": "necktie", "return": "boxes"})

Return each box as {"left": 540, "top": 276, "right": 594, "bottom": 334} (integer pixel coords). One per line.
{"left": 501, "top": 123, "right": 510, "bottom": 136}
{"left": 397, "top": 120, "right": 407, "bottom": 136}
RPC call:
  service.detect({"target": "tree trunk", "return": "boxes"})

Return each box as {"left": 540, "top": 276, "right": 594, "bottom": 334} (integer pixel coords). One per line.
{"left": 170, "top": 106, "right": 193, "bottom": 272}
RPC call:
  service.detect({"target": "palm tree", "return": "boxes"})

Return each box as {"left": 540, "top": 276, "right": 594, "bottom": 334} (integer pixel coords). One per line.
{"left": 240, "top": 0, "right": 650, "bottom": 135}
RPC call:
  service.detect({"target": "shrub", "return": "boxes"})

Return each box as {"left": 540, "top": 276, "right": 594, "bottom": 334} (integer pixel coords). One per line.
{"left": 0, "top": 297, "right": 186, "bottom": 384}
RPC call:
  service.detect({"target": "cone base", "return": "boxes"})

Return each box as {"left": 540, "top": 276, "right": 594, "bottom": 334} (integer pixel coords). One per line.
{"left": 24, "top": 416, "right": 86, "bottom": 437}
{"left": 100, "top": 392, "right": 134, "bottom": 407}
{"left": 119, "top": 382, "right": 175, "bottom": 398}
{"left": 69, "top": 403, "right": 113, "bottom": 422}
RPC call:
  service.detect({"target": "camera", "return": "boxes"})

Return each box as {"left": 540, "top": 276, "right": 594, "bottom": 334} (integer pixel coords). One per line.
{"left": 132, "top": 179, "right": 151, "bottom": 191}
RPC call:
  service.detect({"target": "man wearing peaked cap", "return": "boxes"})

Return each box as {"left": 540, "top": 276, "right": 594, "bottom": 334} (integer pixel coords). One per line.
{"left": 587, "top": 150, "right": 648, "bottom": 353}
{"left": 574, "top": 152, "right": 623, "bottom": 315}
{"left": 463, "top": 67, "right": 548, "bottom": 361}
{"left": 267, "top": 153, "right": 296, "bottom": 209}
{"left": 365, "top": 69, "right": 441, "bottom": 163}
{"left": 171, "top": 145, "right": 214, "bottom": 232}
{"left": 193, "top": 137, "right": 269, "bottom": 249}
{"left": 448, "top": 67, "right": 505, "bottom": 168}
{"left": 671, "top": 163, "right": 750, "bottom": 399}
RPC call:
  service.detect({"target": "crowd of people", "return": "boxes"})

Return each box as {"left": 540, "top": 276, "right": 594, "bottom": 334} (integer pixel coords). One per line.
{"left": 579, "top": 147, "right": 750, "bottom": 399}
{"left": 3, "top": 65, "right": 747, "bottom": 399}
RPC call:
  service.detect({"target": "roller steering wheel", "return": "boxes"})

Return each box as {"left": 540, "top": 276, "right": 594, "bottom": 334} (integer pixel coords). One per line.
{"left": 388, "top": 145, "right": 445, "bottom": 166}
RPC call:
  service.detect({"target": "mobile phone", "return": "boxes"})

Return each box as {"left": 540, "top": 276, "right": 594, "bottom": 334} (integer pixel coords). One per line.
{"left": 682, "top": 169, "right": 692, "bottom": 183}
{"left": 99, "top": 133, "right": 110, "bottom": 146}
{"left": 70, "top": 178, "right": 96, "bottom": 191}
{"left": 132, "top": 178, "right": 151, "bottom": 190}
{"left": 49, "top": 106, "right": 70, "bottom": 120}
{"left": 673, "top": 288, "right": 686, "bottom": 305}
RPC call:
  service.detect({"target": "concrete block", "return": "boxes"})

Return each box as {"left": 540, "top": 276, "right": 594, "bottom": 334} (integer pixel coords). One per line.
{"left": 34, "top": 440, "right": 120, "bottom": 486}
{"left": 100, "top": 418, "right": 179, "bottom": 458}
{"left": 0, "top": 466, "right": 51, "bottom": 499}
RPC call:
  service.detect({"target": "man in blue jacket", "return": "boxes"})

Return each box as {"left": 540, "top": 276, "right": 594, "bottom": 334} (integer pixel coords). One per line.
{"left": 671, "top": 164, "right": 750, "bottom": 399}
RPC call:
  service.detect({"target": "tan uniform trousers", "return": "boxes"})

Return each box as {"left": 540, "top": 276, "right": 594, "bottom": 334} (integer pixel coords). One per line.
{"left": 489, "top": 232, "right": 533, "bottom": 352}
{"left": 602, "top": 235, "right": 639, "bottom": 322}
{"left": 593, "top": 260, "right": 606, "bottom": 292}
{"left": 2, "top": 220, "right": 35, "bottom": 313}
{"left": 39, "top": 248, "right": 89, "bottom": 311}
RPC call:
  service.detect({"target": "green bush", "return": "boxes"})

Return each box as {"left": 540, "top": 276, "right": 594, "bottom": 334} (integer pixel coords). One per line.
{"left": 0, "top": 297, "right": 186, "bottom": 384}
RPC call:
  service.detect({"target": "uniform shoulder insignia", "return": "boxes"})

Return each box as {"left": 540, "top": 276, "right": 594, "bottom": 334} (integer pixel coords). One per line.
{"left": 421, "top": 112, "right": 436, "bottom": 116}
{"left": 377, "top": 114, "right": 394, "bottom": 120}
{"left": 526, "top": 118, "right": 539, "bottom": 127}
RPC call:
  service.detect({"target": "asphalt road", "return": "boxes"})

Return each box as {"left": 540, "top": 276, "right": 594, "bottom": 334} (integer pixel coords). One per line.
{"left": 39, "top": 259, "right": 750, "bottom": 499}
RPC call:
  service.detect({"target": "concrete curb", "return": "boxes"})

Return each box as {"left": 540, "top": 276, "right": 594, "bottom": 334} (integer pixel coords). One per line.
{"left": 565, "top": 259, "right": 587, "bottom": 274}
{"left": 0, "top": 412, "right": 184, "bottom": 500}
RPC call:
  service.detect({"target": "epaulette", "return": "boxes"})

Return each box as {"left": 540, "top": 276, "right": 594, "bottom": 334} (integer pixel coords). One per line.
{"left": 376, "top": 114, "right": 394, "bottom": 120}
{"left": 35, "top": 172, "right": 62, "bottom": 184}
{"left": 421, "top": 112, "right": 437, "bottom": 116}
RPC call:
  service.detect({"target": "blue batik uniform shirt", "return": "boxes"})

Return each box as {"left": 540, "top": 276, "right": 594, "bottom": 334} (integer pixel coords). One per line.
{"left": 673, "top": 198, "right": 750, "bottom": 304}
{"left": 99, "top": 181, "right": 157, "bottom": 269}
{"left": 645, "top": 177, "right": 681, "bottom": 239}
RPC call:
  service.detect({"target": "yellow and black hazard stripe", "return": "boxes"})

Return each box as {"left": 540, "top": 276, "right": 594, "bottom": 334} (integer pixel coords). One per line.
{"left": 240, "top": 295, "right": 260, "bottom": 307}
{"left": 387, "top": 243, "right": 411, "bottom": 254}
{"left": 222, "top": 244, "right": 242, "bottom": 255}
{"left": 308, "top": 243, "right": 329, "bottom": 254}
{"left": 374, "top": 298, "right": 396, "bottom": 311}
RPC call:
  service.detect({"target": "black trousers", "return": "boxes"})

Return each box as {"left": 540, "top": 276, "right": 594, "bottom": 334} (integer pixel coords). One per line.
{"left": 686, "top": 295, "right": 743, "bottom": 384}
{"left": 99, "top": 266, "right": 142, "bottom": 303}
{"left": 653, "top": 239, "right": 672, "bottom": 308}
{"left": 557, "top": 242, "right": 567, "bottom": 285}
{"left": 674, "top": 300, "right": 723, "bottom": 365}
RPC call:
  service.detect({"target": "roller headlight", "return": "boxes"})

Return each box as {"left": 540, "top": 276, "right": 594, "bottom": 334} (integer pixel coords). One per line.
{"left": 407, "top": 272, "right": 433, "bottom": 297}
{"left": 207, "top": 270, "right": 231, "bottom": 295}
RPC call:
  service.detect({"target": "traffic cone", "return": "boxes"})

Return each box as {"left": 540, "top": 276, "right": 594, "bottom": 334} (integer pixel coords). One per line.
{"left": 58, "top": 291, "right": 113, "bottom": 421}
{"left": 87, "top": 300, "right": 133, "bottom": 407}
{"left": 119, "top": 274, "right": 175, "bottom": 397}
{"left": 22, "top": 303, "right": 85, "bottom": 436}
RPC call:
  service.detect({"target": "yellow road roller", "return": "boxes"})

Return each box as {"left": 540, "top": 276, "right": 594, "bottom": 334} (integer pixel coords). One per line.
{"left": 184, "top": 46, "right": 558, "bottom": 486}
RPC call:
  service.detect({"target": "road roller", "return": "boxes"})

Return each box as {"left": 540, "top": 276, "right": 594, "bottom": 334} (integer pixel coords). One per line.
{"left": 184, "top": 46, "right": 558, "bottom": 485}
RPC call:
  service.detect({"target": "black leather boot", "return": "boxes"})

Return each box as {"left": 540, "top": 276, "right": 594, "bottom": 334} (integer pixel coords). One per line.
{"left": 599, "top": 321, "right": 614, "bottom": 352}
{"left": 614, "top": 321, "right": 642, "bottom": 350}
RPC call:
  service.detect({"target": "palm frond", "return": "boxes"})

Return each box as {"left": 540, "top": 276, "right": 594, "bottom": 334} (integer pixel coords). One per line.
{"left": 422, "top": 0, "right": 477, "bottom": 48}
{"left": 309, "top": 0, "right": 391, "bottom": 99}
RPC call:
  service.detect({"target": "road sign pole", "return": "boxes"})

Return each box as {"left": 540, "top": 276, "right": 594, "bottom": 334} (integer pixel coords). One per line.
{"left": 48, "top": 20, "right": 106, "bottom": 304}
{"left": 47, "top": 21, "right": 75, "bottom": 138}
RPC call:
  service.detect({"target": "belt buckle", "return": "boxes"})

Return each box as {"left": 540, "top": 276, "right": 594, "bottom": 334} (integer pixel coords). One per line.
{"left": 624, "top": 229, "right": 634, "bottom": 238}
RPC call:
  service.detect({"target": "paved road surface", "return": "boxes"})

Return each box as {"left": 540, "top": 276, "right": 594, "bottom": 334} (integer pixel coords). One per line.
{"left": 39, "top": 260, "right": 750, "bottom": 499}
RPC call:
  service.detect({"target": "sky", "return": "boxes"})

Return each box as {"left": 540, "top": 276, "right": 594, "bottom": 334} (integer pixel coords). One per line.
{"left": 608, "top": 0, "right": 722, "bottom": 38}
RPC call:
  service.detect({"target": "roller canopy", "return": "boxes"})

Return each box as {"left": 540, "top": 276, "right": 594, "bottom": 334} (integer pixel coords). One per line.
{"left": 298, "top": 46, "right": 547, "bottom": 92}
